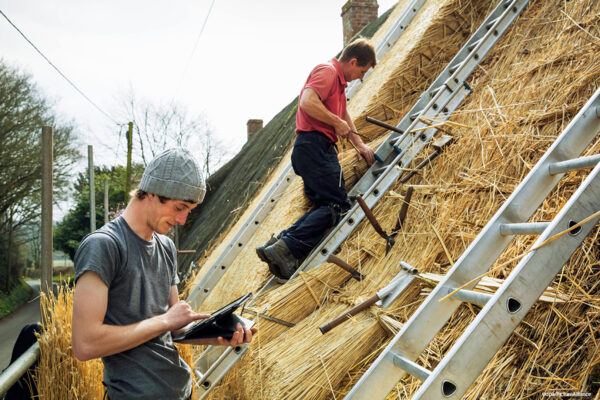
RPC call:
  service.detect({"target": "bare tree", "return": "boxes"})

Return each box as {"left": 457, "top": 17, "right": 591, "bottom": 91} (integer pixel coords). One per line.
{"left": 118, "top": 91, "right": 230, "bottom": 177}
{"left": 198, "top": 126, "right": 228, "bottom": 179}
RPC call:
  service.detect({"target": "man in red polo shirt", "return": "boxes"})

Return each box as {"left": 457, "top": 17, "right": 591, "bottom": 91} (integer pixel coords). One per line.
{"left": 257, "top": 38, "right": 376, "bottom": 280}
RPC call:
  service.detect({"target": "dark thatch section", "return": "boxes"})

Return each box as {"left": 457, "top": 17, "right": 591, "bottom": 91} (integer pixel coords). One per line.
{"left": 178, "top": 6, "right": 394, "bottom": 270}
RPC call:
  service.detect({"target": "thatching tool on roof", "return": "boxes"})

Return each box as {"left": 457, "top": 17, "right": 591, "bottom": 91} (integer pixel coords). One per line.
{"left": 391, "top": 185, "right": 414, "bottom": 235}
{"left": 319, "top": 262, "right": 418, "bottom": 334}
{"left": 350, "top": 195, "right": 395, "bottom": 254}
{"left": 365, "top": 116, "right": 405, "bottom": 157}
{"left": 365, "top": 116, "right": 405, "bottom": 134}
{"left": 326, "top": 254, "right": 365, "bottom": 281}
{"left": 398, "top": 134, "right": 453, "bottom": 183}
{"left": 241, "top": 308, "right": 295, "bottom": 328}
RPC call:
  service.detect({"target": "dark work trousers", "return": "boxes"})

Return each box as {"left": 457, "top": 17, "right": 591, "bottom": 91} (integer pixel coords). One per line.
{"left": 279, "top": 131, "right": 351, "bottom": 260}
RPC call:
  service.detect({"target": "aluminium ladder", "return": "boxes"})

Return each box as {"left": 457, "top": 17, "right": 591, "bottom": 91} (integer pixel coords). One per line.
{"left": 189, "top": 1, "right": 531, "bottom": 397}
{"left": 345, "top": 86, "right": 600, "bottom": 399}
{"left": 186, "top": 0, "right": 427, "bottom": 310}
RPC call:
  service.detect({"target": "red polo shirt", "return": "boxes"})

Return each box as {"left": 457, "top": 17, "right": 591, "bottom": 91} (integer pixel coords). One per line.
{"left": 296, "top": 58, "right": 347, "bottom": 143}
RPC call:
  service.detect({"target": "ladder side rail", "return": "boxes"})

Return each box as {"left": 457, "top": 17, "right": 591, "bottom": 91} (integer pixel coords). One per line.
{"left": 346, "top": 0, "right": 427, "bottom": 100}
{"left": 415, "top": 162, "right": 600, "bottom": 399}
{"left": 196, "top": 344, "right": 250, "bottom": 400}
{"left": 297, "top": 0, "right": 530, "bottom": 277}
{"left": 352, "top": 0, "right": 525, "bottom": 196}
{"left": 344, "top": 86, "right": 600, "bottom": 399}
{"left": 187, "top": 164, "right": 295, "bottom": 308}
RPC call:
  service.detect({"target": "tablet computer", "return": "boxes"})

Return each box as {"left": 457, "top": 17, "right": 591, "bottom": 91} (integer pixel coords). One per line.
{"left": 173, "top": 292, "right": 252, "bottom": 342}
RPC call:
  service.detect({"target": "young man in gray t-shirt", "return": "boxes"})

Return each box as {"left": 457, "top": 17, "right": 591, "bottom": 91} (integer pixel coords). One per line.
{"left": 72, "top": 148, "right": 257, "bottom": 400}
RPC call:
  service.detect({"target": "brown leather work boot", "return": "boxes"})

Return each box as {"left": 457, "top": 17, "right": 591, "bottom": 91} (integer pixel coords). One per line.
{"left": 256, "top": 235, "right": 286, "bottom": 279}
{"left": 262, "top": 239, "right": 298, "bottom": 280}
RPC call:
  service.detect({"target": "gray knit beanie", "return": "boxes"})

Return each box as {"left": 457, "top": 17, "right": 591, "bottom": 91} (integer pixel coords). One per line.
{"left": 139, "top": 148, "right": 206, "bottom": 203}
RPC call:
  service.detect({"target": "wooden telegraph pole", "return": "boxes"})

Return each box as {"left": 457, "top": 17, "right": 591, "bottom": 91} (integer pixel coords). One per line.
{"left": 125, "top": 121, "right": 133, "bottom": 203}
{"left": 104, "top": 178, "right": 109, "bottom": 225}
{"left": 88, "top": 145, "right": 95, "bottom": 232}
{"left": 41, "top": 126, "right": 53, "bottom": 295}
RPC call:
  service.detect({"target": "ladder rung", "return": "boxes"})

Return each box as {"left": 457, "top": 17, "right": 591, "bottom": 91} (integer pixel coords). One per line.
{"left": 194, "top": 369, "right": 205, "bottom": 380}
{"left": 391, "top": 352, "right": 431, "bottom": 382}
{"left": 429, "top": 85, "right": 445, "bottom": 98}
{"left": 548, "top": 154, "right": 600, "bottom": 176}
{"left": 449, "top": 60, "right": 464, "bottom": 74}
{"left": 372, "top": 166, "right": 388, "bottom": 177}
{"left": 449, "top": 288, "right": 492, "bottom": 306}
{"left": 499, "top": 222, "right": 550, "bottom": 235}
{"left": 467, "top": 38, "right": 483, "bottom": 52}
{"left": 486, "top": 17, "right": 501, "bottom": 30}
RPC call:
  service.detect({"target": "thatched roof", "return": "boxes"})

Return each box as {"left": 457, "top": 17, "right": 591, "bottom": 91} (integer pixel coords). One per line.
{"left": 188, "top": 0, "right": 600, "bottom": 398}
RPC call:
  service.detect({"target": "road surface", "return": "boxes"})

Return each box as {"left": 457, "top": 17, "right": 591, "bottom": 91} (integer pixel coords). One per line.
{"left": 0, "top": 281, "right": 41, "bottom": 371}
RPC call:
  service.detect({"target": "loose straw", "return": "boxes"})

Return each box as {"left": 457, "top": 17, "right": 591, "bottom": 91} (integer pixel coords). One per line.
{"left": 439, "top": 209, "right": 600, "bottom": 303}
{"left": 410, "top": 122, "right": 450, "bottom": 133}
{"left": 431, "top": 223, "right": 455, "bottom": 266}
{"left": 560, "top": 10, "right": 600, "bottom": 45}
{"left": 299, "top": 271, "right": 321, "bottom": 307}
{"left": 319, "top": 355, "right": 337, "bottom": 400}
{"left": 420, "top": 115, "right": 472, "bottom": 129}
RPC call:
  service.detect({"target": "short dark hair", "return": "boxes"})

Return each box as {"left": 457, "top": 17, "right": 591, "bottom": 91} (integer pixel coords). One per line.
{"left": 134, "top": 189, "right": 196, "bottom": 205}
{"left": 340, "top": 38, "right": 377, "bottom": 67}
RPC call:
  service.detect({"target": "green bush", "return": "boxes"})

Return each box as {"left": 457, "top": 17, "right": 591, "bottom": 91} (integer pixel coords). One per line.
{"left": 0, "top": 279, "right": 33, "bottom": 320}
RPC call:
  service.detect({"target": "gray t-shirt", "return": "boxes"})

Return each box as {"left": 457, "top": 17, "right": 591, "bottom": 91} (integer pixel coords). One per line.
{"left": 74, "top": 216, "right": 192, "bottom": 400}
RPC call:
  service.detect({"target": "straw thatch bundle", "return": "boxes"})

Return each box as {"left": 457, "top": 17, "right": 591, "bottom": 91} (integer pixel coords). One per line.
{"left": 35, "top": 285, "right": 104, "bottom": 399}
{"left": 195, "top": 0, "right": 600, "bottom": 399}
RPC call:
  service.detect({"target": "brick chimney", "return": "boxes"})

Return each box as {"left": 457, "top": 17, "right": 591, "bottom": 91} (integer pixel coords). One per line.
{"left": 341, "top": 0, "right": 379, "bottom": 45}
{"left": 247, "top": 119, "right": 263, "bottom": 139}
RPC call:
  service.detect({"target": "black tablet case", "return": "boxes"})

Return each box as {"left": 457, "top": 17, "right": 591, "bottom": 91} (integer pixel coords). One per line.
{"left": 173, "top": 292, "right": 252, "bottom": 342}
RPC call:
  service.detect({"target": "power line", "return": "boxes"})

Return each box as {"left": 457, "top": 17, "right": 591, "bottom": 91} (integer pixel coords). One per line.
{"left": 0, "top": 9, "right": 120, "bottom": 125}
{"left": 171, "top": 0, "right": 216, "bottom": 100}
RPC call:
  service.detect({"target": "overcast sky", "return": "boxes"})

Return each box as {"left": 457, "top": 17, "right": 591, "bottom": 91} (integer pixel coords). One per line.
{"left": 2, "top": 0, "right": 398, "bottom": 172}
